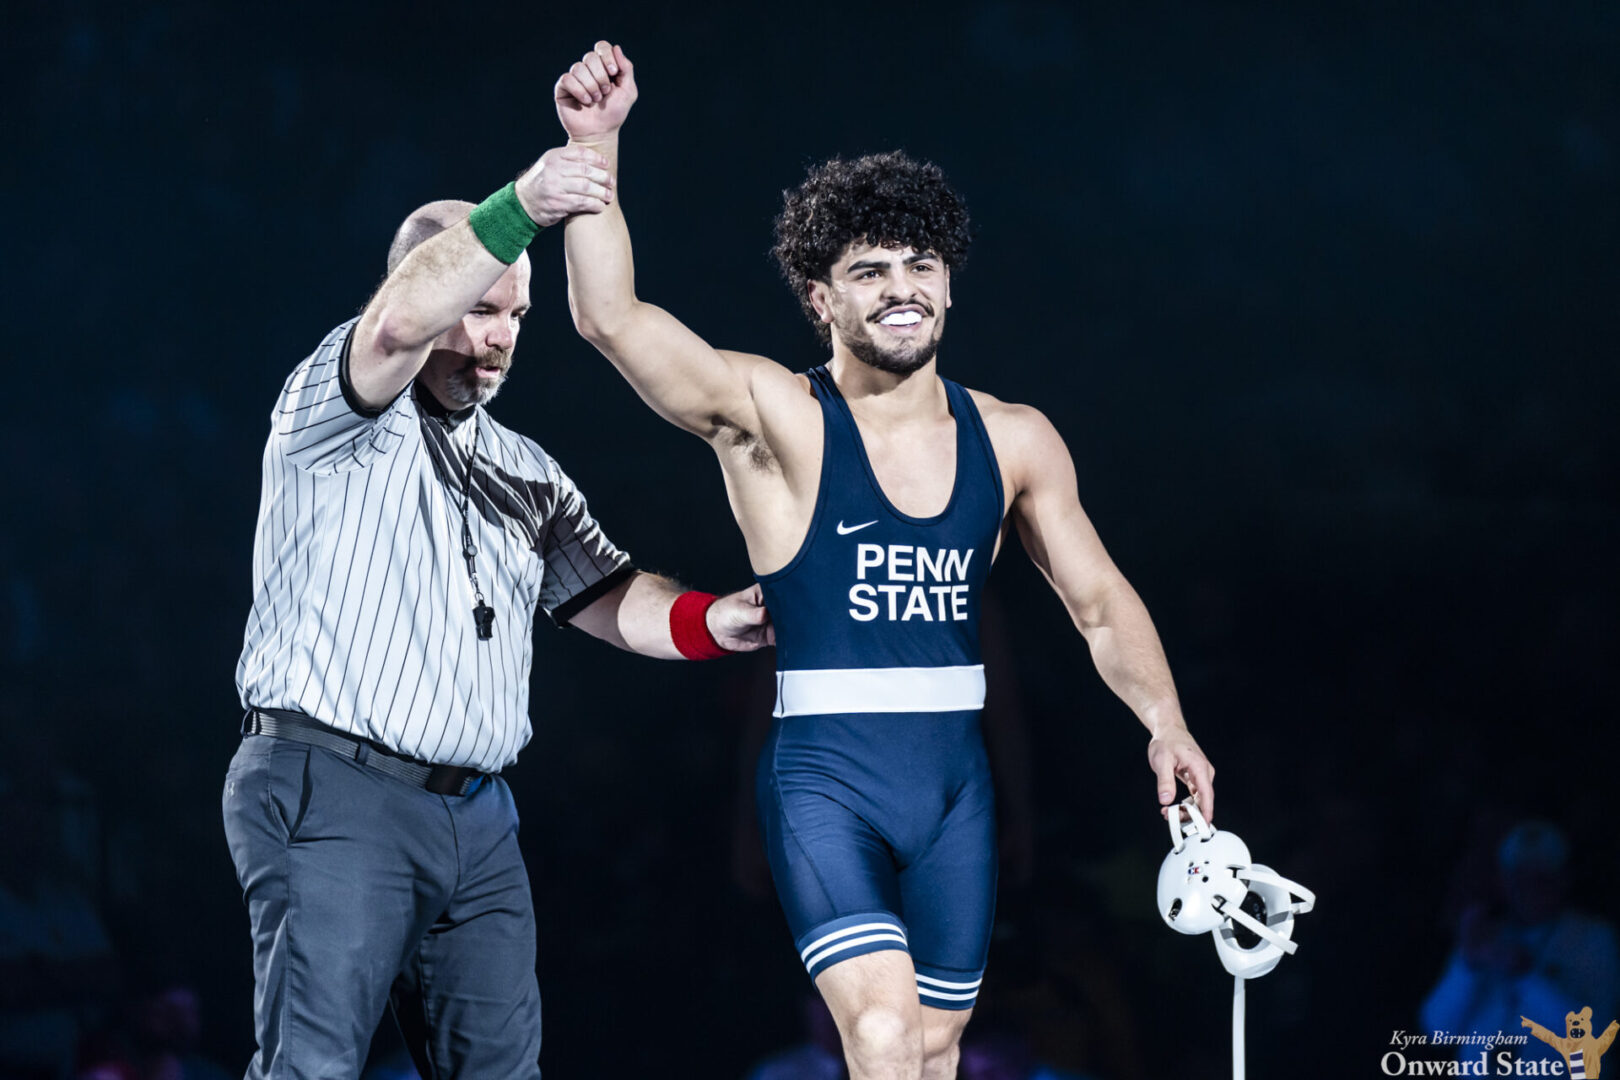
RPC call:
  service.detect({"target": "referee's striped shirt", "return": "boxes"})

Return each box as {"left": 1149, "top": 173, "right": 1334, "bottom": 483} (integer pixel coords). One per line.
{"left": 236, "top": 318, "right": 633, "bottom": 772}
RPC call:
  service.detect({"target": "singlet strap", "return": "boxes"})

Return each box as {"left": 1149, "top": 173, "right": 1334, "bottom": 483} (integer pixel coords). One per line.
{"left": 942, "top": 379, "right": 1006, "bottom": 525}
{"left": 807, "top": 365, "right": 866, "bottom": 461}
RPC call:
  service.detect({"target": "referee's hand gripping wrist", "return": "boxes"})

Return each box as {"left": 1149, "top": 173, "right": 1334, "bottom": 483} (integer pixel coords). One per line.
{"left": 706, "top": 584, "right": 775, "bottom": 653}
{"left": 671, "top": 584, "right": 774, "bottom": 658}
{"left": 513, "top": 145, "right": 615, "bottom": 230}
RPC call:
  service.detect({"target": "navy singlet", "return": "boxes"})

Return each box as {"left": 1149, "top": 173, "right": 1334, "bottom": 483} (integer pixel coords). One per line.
{"left": 754, "top": 365, "right": 1004, "bottom": 1010}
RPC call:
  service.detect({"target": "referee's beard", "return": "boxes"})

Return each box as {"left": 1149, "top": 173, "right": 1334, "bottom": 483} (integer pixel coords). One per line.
{"left": 433, "top": 346, "right": 511, "bottom": 408}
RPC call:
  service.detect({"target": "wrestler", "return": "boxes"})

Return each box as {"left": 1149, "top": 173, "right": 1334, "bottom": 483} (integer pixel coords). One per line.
{"left": 556, "top": 41, "right": 1215, "bottom": 1080}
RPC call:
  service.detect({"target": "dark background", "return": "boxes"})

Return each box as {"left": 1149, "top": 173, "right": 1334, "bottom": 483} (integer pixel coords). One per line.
{"left": 3, "top": 1, "right": 1617, "bottom": 1076}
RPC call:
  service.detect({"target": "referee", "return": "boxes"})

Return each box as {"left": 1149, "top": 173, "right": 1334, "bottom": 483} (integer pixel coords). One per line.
{"left": 224, "top": 143, "right": 772, "bottom": 1080}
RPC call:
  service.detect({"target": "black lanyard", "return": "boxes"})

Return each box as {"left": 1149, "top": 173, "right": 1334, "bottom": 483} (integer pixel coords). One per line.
{"left": 451, "top": 411, "right": 495, "bottom": 641}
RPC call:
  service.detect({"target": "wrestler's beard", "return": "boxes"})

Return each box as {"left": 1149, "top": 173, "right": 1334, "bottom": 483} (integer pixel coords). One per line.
{"left": 834, "top": 303, "right": 944, "bottom": 376}
{"left": 443, "top": 347, "right": 511, "bottom": 407}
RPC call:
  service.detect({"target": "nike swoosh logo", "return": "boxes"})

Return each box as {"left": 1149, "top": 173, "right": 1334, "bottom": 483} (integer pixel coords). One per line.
{"left": 837, "top": 520, "right": 878, "bottom": 535}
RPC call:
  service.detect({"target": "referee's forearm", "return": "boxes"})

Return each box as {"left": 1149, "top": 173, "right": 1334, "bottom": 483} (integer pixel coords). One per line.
{"left": 568, "top": 571, "right": 685, "bottom": 658}
{"left": 367, "top": 221, "right": 508, "bottom": 351}
{"left": 614, "top": 572, "right": 687, "bottom": 658}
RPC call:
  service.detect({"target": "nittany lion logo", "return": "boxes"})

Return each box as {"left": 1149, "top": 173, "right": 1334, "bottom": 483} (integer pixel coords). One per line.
{"left": 1521, "top": 1006, "right": 1617, "bottom": 1079}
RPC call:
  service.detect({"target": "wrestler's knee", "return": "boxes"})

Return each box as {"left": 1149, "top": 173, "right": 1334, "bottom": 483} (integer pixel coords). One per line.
{"left": 922, "top": 1043, "right": 959, "bottom": 1080}
{"left": 845, "top": 1004, "right": 921, "bottom": 1070}
{"left": 921, "top": 1007, "right": 970, "bottom": 1080}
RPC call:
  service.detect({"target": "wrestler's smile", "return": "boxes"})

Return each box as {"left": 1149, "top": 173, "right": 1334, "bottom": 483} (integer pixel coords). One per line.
{"left": 873, "top": 303, "right": 930, "bottom": 334}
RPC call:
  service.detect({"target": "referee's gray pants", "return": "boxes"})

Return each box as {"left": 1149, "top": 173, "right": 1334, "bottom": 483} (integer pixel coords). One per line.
{"left": 222, "top": 734, "right": 543, "bottom": 1080}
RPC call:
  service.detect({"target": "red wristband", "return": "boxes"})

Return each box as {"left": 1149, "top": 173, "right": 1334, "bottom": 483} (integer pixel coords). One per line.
{"left": 670, "top": 591, "right": 731, "bottom": 660}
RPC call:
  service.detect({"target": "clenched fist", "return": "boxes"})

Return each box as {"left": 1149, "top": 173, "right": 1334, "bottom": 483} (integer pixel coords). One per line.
{"left": 555, "top": 40, "right": 638, "bottom": 143}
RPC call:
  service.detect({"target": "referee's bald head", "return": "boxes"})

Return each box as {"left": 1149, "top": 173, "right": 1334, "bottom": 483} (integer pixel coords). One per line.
{"left": 387, "top": 200, "right": 475, "bottom": 274}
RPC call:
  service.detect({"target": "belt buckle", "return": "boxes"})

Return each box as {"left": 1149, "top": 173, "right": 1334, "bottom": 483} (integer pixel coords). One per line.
{"left": 426, "top": 765, "right": 476, "bottom": 797}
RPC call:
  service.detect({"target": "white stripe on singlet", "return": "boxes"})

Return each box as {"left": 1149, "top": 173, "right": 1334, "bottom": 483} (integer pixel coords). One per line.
{"left": 237, "top": 319, "right": 631, "bottom": 772}
{"left": 915, "top": 974, "right": 982, "bottom": 990}
{"left": 799, "top": 921, "right": 909, "bottom": 962}
{"left": 773, "top": 664, "right": 985, "bottom": 717}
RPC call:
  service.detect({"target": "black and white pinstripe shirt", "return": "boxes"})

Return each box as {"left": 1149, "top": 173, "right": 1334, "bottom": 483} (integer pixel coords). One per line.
{"left": 236, "top": 318, "right": 633, "bottom": 771}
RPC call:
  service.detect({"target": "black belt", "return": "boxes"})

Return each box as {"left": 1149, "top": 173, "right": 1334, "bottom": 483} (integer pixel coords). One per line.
{"left": 242, "top": 708, "right": 488, "bottom": 797}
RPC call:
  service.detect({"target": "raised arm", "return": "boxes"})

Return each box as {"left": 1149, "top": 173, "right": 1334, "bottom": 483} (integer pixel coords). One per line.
{"left": 1000, "top": 403, "right": 1216, "bottom": 822}
{"left": 556, "top": 41, "right": 768, "bottom": 441}
{"left": 347, "top": 146, "right": 616, "bottom": 409}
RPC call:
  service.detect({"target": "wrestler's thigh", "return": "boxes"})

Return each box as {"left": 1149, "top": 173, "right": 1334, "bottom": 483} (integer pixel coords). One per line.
{"left": 759, "top": 770, "right": 905, "bottom": 941}
{"left": 896, "top": 781, "right": 997, "bottom": 1011}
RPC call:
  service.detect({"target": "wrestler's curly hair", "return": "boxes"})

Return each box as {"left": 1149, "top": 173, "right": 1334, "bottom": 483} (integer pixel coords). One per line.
{"left": 773, "top": 151, "right": 972, "bottom": 343}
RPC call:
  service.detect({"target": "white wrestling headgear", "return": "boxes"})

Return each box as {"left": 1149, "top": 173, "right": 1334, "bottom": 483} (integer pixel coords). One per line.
{"left": 1157, "top": 797, "right": 1317, "bottom": 1079}
{"left": 1157, "top": 796, "right": 1315, "bottom": 978}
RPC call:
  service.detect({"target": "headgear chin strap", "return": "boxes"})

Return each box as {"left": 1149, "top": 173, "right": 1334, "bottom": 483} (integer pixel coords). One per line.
{"left": 1157, "top": 797, "right": 1316, "bottom": 1079}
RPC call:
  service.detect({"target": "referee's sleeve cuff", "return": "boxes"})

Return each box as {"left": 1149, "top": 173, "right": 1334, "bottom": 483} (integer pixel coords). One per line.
{"left": 338, "top": 323, "right": 406, "bottom": 419}
{"left": 546, "top": 563, "right": 638, "bottom": 628}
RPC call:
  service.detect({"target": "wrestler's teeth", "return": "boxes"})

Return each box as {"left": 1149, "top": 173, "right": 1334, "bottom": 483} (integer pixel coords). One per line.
{"left": 880, "top": 311, "right": 922, "bottom": 326}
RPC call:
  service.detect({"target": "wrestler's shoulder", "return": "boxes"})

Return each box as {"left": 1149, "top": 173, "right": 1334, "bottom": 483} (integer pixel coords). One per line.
{"left": 723, "top": 351, "right": 816, "bottom": 400}
{"left": 962, "top": 387, "right": 1070, "bottom": 481}
{"left": 963, "top": 386, "right": 1054, "bottom": 436}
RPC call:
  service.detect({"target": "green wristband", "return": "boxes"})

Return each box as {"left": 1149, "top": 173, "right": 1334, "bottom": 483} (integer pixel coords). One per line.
{"left": 468, "top": 182, "right": 540, "bottom": 264}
